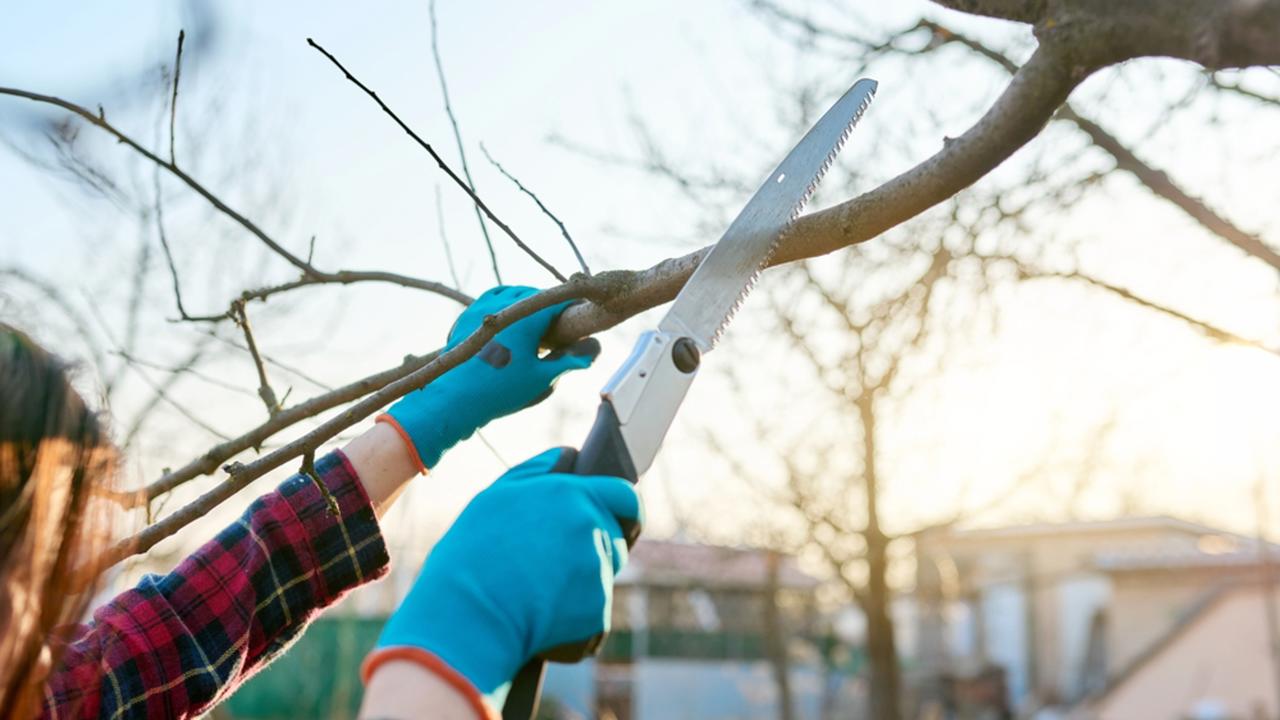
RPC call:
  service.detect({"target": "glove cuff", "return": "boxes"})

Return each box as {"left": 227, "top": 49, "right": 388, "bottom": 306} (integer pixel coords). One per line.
{"left": 362, "top": 646, "right": 498, "bottom": 720}
{"left": 383, "top": 387, "right": 484, "bottom": 471}
{"left": 375, "top": 414, "right": 429, "bottom": 475}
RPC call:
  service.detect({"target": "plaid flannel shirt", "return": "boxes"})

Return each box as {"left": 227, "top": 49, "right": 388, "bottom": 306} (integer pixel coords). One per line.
{"left": 40, "top": 450, "right": 390, "bottom": 719}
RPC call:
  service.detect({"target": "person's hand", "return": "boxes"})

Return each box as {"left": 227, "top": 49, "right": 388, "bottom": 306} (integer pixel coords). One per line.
{"left": 361, "top": 448, "right": 640, "bottom": 709}
{"left": 378, "top": 286, "right": 599, "bottom": 472}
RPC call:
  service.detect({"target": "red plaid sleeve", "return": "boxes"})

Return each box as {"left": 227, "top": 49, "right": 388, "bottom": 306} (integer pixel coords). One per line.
{"left": 40, "top": 450, "right": 390, "bottom": 719}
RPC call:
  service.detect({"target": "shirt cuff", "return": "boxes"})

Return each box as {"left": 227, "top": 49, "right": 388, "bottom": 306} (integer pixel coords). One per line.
{"left": 278, "top": 449, "right": 391, "bottom": 604}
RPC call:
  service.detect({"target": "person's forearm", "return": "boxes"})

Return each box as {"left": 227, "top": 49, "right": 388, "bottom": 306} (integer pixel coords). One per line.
{"left": 342, "top": 422, "right": 420, "bottom": 519}
{"left": 360, "top": 660, "right": 488, "bottom": 719}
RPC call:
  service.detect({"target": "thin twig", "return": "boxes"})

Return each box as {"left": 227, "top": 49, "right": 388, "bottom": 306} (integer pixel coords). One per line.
{"left": 1025, "top": 268, "right": 1280, "bottom": 357}
{"left": 153, "top": 166, "right": 194, "bottom": 320}
{"left": 120, "top": 345, "right": 221, "bottom": 452}
{"left": 169, "top": 29, "right": 185, "bottom": 165}
{"left": 110, "top": 349, "right": 257, "bottom": 397}
{"left": 302, "top": 449, "right": 340, "bottom": 516}
{"left": 480, "top": 143, "right": 591, "bottom": 275}
{"left": 200, "top": 329, "right": 334, "bottom": 392}
{"left": 0, "top": 86, "right": 470, "bottom": 314}
{"left": 232, "top": 300, "right": 280, "bottom": 416}
{"left": 113, "top": 226, "right": 152, "bottom": 395}
{"left": 429, "top": 0, "right": 501, "bottom": 283}
{"left": 105, "top": 281, "right": 588, "bottom": 565}
{"left": 305, "top": 38, "right": 569, "bottom": 283}
{"left": 235, "top": 269, "right": 472, "bottom": 309}
{"left": 0, "top": 268, "right": 107, "bottom": 377}
{"left": 435, "top": 184, "right": 463, "bottom": 290}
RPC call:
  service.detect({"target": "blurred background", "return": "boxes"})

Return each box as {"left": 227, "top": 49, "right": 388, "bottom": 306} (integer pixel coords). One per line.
{"left": 3, "top": 1, "right": 1279, "bottom": 718}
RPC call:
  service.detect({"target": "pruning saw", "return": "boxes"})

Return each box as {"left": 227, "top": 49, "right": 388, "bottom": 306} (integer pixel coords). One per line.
{"left": 504, "top": 77, "right": 878, "bottom": 720}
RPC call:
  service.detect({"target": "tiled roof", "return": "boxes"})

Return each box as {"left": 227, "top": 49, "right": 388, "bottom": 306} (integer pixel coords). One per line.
{"left": 616, "top": 539, "right": 820, "bottom": 589}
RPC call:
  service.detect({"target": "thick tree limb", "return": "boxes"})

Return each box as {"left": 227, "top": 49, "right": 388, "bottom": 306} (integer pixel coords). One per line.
{"left": 1058, "top": 106, "right": 1280, "bottom": 271}
{"left": 548, "top": 40, "right": 1087, "bottom": 344}
{"left": 933, "top": 0, "right": 1280, "bottom": 68}
{"left": 919, "top": 19, "right": 1280, "bottom": 273}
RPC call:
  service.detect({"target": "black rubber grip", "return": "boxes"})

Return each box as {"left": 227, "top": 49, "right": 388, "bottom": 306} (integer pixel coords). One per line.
{"left": 502, "top": 400, "right": 644, "bottom": 719}
{"left": 501, "top": 660, "right": 545, "bottom": 720}
{"left": 574, "top": 400, "right": 639, "bottom": 484}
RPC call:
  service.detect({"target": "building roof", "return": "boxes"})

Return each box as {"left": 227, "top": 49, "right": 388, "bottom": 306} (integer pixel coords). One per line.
{"left": 1095, "top": 542, "right": 1280, "bottom": 572}
{"left": 616, "top": 539, "right": 820, "bottom": 590}
{"left": 940, "top": 515, "right": 1245, "bottom": 543}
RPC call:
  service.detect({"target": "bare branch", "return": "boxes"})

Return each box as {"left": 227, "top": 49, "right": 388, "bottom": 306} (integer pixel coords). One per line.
{"left": 1024, "top": 267, "right": 1280, "bottom": 357}
{"left": 105, "top": 281, "right": 588, "bottom": 564}
{"left": 110, "top": 349, "right": 257, "bottom": 398}
{"left": 544, "top": 42, "right": 1086, "bottom": 344}
{"left": 0, "top": 86, "right": 470, "bottom": 315}
{"left": 234, "top": 269, "right": 473, "bottom": 309}
{"left": 428, "top": 0, "right": 500, "bottom": 284}
{"left": 435, "top": 185, "right": 463, "bottom": 290}
{"left": 119, "top": 344, "right": 221, "bottom": 453}
{"left": 0, "top": 268, "right": 107, "bottom": 374}
{"left": 919, "top": 19, "right": 1280, "bottom": 273}
{"left": 168, "top": 29, "right": 185, "bottom": 166}
{"left": 111, "top": 348, "right": 435, "bottom": 507}
{"left": 152, "top": 166, "right": 195, "bottom": 320}
{"left": 480, "top": 143, "right": 591, "bottom": 275}
{"left": 201, "top": 329, "right": 334, "bottom": 392}
{"left": 306, "top": 38, "right": 570, "bottom": 283}
{"left": 1058, "top": 104, "right": 1280, "bottom": 271}
{"left": 231, "top": 301, "right": 280, "bottom": 417}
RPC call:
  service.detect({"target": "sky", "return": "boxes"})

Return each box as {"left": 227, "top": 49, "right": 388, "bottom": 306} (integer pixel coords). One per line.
{"left": 2, "top": 1, "right": 1279, "bottom": 595}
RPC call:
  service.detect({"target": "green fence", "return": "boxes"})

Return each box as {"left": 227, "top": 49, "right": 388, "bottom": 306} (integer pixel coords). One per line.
{"left": 222, "top": 616, "right": 382, "bottom": 720}
{"left": 221, "top": 617, "right": 860, "bottom": 719}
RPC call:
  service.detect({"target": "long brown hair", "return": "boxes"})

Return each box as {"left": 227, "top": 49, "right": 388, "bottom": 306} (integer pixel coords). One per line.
{"left": 0, "top": 325, "right": 114, "bottom": 717}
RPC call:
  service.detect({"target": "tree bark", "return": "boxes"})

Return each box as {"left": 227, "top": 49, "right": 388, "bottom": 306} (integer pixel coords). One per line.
{"left": 763, "top": 550, "right": 796, "bottom": 720}
{"left": 858, "top": 394, "right": 903, "bottom": 720}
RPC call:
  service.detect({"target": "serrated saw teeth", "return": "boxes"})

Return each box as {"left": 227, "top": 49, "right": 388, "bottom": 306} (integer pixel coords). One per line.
{"left": 702, "top": 82, "right": 876, "bottom": 347}
{"left": 660, "top": 78, "right": 877, "bottom": 351}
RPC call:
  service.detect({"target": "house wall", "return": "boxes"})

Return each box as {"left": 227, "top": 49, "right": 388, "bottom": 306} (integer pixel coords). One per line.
{"left": 1094, "top": 587, "right": 1280, "bottom": 720}
{"left": 915, "top": 525, "right": 1212, "bottom": 706}
{"left": 1106, "top": 569, "right": 1227, "bottom": 675}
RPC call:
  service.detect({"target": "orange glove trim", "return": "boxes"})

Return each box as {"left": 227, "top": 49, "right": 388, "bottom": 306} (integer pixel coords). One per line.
{"left": 362, "top": 646, "right": 497, "bottom": 720}
{"left": 375, "top": 413, "right": 429, "bottom": 475}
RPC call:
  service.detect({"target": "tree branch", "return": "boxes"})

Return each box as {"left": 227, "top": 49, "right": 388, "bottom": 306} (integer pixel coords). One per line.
{"left": 480, "top": 143, "right": 591, "bottom": 275}
{"left": 231, "top": 301, "right": 280, "bottom": 416}
{"left": 546, "top": 40, "right": 1088, "bottom": 345}
{"left": 435, "top": 185, "right": 463, "bottom": 290}
{"left": 104, "top": 281, "right": 587, "bottom": 565}
{"left": 1058, "top": 105, "right": 1280, "bottom": 271}
{"left": 0, "top": 86, "right": 471, "bottom": 315}
{"left": 306, "top": 38, "right": 570, "bottom": 283}
{"left": 428, "top": 0, "right": 501, "bottom": 283}
{"left": 918, "top": 19, "right": 1280, "bottom": 273}
{"left": 168, "top": 29, "right": 185, "bottom": 166}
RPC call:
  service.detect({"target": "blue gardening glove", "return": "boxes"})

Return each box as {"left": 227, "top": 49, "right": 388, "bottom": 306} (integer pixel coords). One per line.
{"left": 364, "top": 448, "right": 641, "bottom": 707}
{"left": 378, "top": 286, "right": 600, "bottom": 472}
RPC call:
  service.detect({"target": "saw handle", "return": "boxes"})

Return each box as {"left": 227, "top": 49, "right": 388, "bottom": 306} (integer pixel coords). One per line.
{"left": 501, "top": 401, "right": 642, "bottom": 720}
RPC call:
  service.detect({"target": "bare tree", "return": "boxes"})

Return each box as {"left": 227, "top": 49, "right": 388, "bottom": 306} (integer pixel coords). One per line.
{"left": 0, "top": 0, "right": 1276, "bottom": 662}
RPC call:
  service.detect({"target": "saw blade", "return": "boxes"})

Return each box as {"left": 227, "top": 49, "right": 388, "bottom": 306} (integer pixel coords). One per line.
{"left": 658, "top": 78, "right": 876, "bottom": 351}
